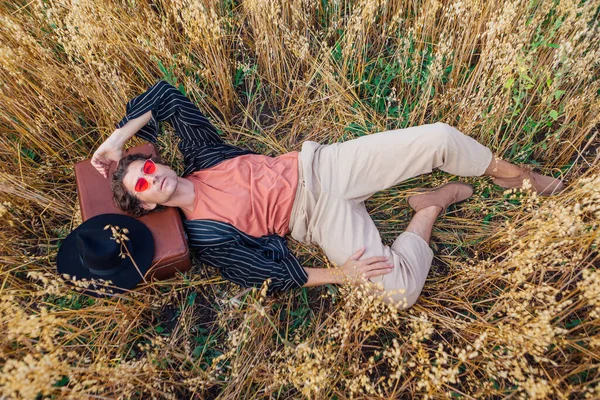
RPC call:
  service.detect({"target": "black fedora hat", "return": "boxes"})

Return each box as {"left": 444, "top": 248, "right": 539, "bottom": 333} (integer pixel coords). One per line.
{"left": 57, "top": 213, "right": 155, "bottom": 296}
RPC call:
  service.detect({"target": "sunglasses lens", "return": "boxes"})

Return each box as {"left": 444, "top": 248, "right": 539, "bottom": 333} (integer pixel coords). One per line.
{"left": 143, "top": 159, "right": 156, "bottom": 174}
{"left": 135, "top": 177, "right": 149, "bottom": 192}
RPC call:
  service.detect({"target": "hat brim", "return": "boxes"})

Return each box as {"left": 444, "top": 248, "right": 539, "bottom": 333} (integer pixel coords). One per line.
{"left": 57, "top": 213, "right": 154, "bottom": 296}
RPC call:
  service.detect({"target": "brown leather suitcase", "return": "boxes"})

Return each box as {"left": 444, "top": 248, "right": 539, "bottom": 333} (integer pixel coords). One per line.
{"left": 75, "top": 143, "right": 192, "bottom": 280}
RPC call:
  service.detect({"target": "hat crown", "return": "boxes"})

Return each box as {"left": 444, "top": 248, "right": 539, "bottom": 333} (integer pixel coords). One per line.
{"left": 75, "top": 229, "right": 130, "bottom": 275}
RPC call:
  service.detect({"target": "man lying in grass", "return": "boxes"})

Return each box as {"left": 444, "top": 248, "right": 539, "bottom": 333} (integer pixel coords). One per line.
{"left": 92, "top": 81, "right": 565, "bottom": 308}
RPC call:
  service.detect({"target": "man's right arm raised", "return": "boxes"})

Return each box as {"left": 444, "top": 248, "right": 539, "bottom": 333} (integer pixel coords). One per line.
{"left": 91, "top": 110, "right": 152, "bottom": 178}
{"left": 92, "top": 80, "right": 223, "bottom": 178}
{"left": 114, "top": 80, "right": 223, "bottom": 147}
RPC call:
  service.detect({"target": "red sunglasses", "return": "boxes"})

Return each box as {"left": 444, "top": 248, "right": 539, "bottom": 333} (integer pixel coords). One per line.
{"left": 134, "top": 159, "right": 157, "bottom": 193}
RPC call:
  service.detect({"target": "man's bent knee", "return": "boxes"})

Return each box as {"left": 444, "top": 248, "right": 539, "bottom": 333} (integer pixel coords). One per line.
{"left": 432, "top": 121, "right": 462, "bottom": 143}
{"left": 369, "top": 236, "right": 432, "bottom": 310}
{"left": 417, "top": 122, "right": 453, "bottom": 153}
{"left": 375, "top": 286, "right": 423, "bottom": 310}
{"left": 391, "top": 289, "right": 422, "bottom": 309}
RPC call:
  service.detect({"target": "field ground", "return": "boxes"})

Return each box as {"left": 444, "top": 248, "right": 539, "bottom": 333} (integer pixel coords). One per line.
{"left": 1, "top": 0, "right": 600, "bottom": 399}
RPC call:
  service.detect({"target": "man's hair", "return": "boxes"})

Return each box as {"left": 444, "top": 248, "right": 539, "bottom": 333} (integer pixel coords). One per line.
{"left": 110, "top": 153, "right": 168, "bottom": 218}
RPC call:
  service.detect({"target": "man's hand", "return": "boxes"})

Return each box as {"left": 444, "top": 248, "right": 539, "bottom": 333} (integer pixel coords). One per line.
{"left": 91, "top": 135, "right": 123, "bottom": 178}
{"left": 339, "top": 247, "right": 393, "bottom": 285}
{"left": 91, "top": 111, "right": 153, "bottom": 177}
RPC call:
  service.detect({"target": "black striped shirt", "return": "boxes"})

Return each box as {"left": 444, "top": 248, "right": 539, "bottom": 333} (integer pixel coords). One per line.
{"left": 116, "top": 81, "right": 309, "bottom": 294}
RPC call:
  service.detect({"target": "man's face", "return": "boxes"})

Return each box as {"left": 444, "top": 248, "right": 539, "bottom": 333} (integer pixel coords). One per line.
{"left": 122, "top": 159, "right": 179, "bottom": 210}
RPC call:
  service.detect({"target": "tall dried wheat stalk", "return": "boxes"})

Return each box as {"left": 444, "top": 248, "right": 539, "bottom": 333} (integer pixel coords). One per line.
{"left": 1, "top": 0, "right": 599, "bottom": 398}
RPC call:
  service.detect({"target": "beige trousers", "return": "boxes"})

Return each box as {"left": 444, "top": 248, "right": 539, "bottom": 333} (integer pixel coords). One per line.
{"left": 288, "top": 122, "right": 494, "bottom": 308}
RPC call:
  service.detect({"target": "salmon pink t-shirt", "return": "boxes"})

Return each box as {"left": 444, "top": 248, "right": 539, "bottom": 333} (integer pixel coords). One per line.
{"left": 182, "top": 152, "right": 299, "bottom": 238}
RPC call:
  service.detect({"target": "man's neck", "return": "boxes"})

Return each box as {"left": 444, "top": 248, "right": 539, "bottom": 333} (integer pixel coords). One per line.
{"left": 161, "top": 176, "right": 196, "bottom": 214}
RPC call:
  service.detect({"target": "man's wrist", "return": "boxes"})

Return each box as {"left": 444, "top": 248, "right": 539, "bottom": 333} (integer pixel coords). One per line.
{"left": 329, "top": 267, "right": 344, "bottom": 285}
{"left": 108, "top": 128, "right": 129, "bottom": 147}
{"left": 302, "top": 267, "right": 344, "bottom": 287}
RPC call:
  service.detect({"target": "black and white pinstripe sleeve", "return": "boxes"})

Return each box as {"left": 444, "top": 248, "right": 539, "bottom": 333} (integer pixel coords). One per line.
{"left": 185, "top": 221, "right": 309, "bottom": 295}
{"left": 115, "top": 80, "right": 222, "bottom": 147}
{"left": 201, "top": 243, "right": 309, "bottom": 295}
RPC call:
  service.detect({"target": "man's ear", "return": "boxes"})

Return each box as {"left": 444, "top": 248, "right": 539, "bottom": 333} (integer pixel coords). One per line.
{"left": 140, "top": 202, "right": 157, "bottom": 211}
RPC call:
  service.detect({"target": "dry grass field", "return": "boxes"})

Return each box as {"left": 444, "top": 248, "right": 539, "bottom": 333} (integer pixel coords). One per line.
{"left": 1, "top": 0, "right": 600, "bottom": 398}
